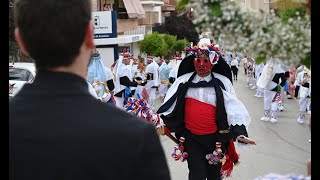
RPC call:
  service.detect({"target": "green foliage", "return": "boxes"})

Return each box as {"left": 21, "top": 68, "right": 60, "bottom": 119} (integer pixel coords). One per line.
{"left": 176, "top": 0, "right": 189, "bottom": 10}
{"left": 209, "top": 2, "right": 222, "bottom": 17}
{"left": 300, "top": 52, "right": 311, "bottom": 68}
{"left": 163, "top": 34, "right": 177, "bottom": 59}
{"left": 174, "top": 39, "right": 189, "bottom": 53}
{"left": 139, "top": 32, "right": 168, "bottom": 57}
{"left": 278, "top": 7, "right": 306, "bottom": 23}
{"left": 164, "top": 10, "right": 199, "bottom": 44}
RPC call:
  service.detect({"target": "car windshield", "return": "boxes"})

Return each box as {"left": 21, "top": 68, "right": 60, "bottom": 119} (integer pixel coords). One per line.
{"left": 9, "top": 68, "right": 34, "bottom": 81}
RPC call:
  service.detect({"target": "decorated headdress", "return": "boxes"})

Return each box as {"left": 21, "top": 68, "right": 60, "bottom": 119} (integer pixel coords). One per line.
{"left": 178, "top": 39, "right": 233, "bottom": 83}
{"left": 120, "top": 49, "right": 132, "bottom": 60}
{"left": 147, "top": 55, "right": 154, "bottom": 61}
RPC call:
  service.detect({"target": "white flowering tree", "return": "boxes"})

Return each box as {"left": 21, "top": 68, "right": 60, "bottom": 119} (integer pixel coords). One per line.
{"left": 177, "top": 0, "right": 311, "bottom": 65}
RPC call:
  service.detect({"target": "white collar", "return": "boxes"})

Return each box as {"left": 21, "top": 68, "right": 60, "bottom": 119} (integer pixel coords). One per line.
{"left": 194, "top": 73, "right": 212, "bottom": 82}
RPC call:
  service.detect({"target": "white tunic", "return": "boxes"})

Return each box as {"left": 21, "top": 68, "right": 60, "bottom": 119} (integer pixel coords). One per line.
{"left": 160, "top": 72, "right": 251, "bottom": 127}
{"left": 114, "top": 63, "right": 132, "bottom": 94}
{"left": 145, "top": 60, "right": 159, "bottom": 88}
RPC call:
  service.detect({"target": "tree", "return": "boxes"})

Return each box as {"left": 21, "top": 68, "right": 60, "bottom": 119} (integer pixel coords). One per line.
{"left": 176, "top": 0, "right": 310, "bottom": 65}
{"left": 163, "top": 9, "right": 199, "bottom": 45}
{"left": 277, "top": 7, "right": 306, "bottom": 23}
{"left": 174, "top": 39, "right": 189, "bottom": 55}
{"left": 162, "top": 34, "right": 177, "bottom": 60}
{"left": 139, "top": 32, "right": 168, "bottom": 57}
{"left": 277, "top": 7, "right": 310, "bottom": 67}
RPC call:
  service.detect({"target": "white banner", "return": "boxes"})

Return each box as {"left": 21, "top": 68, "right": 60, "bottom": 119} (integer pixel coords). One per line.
{"left": 92, "top": 11, "right": 112, "bottom": 34}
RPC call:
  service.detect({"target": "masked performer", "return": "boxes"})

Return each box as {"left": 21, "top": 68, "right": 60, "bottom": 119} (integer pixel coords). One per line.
{"left": 157, "top": 41, "right": 255, "bottom": 180}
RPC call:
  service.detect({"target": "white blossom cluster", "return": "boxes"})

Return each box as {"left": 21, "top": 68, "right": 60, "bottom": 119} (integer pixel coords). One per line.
{"left": 186, "top": 0, "right": 311, "bottom": 64}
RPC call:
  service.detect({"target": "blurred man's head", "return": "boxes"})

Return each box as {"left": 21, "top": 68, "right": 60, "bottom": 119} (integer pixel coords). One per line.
{"left": 14, "top": 0, "right": 94, "bottom": 71}
{"left": 147, "top": 56, "right": 153, "bottom": 64}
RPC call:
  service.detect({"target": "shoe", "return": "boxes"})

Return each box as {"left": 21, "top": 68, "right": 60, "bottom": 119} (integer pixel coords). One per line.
{"left": 251, "top": 86, "right": 256, "bottom": 90}
{"left": 257, "top": 94, "right": 263, "bottom": 98}
{"left": 254, "top": 93, "right": 258, "bottom": 97}
{"left": 278, "top": 105, "right": 284, "bottom": 111}
{"left": 270, "top": 118, "right": 278, "bottom": 123}
{"left": 260, "top": 116, "right": 270, "bottom": 122}
{"left": 297, "top": 117, "right": 304, "bottom": 124}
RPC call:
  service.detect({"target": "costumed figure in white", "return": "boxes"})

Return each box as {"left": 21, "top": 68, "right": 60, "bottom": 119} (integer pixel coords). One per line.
{"left": 246, "top": 57, "right": 255, "bottom": 88}
{"left": 133, "top": 59, "right": 148, "bottom": 100}
{"left": 158, "top": 59, "right": 172, "bottom": 103}
{"left": 169, "top": 57, "right": 182, "bottom": 85}
{"left": 254, "top": 62, "right": 266, "bottom": 98}
{"left": 145, "top": 55, "right": 160, "bottom": 110}
{"left": 157, "top": 39, "right": 256, "bottom": 180}
{"left": 293, "top": 64, "right": 305, "bottom": 99}
{"left": 242, "top": 55, "right": 248, "bottom": 75}
{"left": 277, "top": 63, "right": 290, "bottom": 111}
{"left": 297, "top": 67, "right": 311, "bottom": 124}
{"left": 257, "top": 58, "right": 287, "bottom": 123}
{"left": 113, "top": 52, "right": 146, "bottom": 109}
{"left": 87, "top": 50, "right": 115, "bottom": 105}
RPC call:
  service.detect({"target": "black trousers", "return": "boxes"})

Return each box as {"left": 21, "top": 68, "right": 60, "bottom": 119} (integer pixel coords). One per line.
{"left": 294, "top": 85, "right": 300, "bottom": 98}
{"left": 231, "top": 66, "right": 238, "bottom": 80}
{"left": 183, "top": 130, "right": 227, "bottom": 180}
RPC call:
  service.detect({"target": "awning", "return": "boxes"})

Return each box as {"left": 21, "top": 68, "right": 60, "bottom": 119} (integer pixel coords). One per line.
{"left": 123, "top": 0, "right": 145, "bottom": 19}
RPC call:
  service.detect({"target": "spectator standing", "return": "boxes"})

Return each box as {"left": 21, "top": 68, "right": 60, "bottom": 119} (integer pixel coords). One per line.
{"left": 9, "top": 1, "right": 170, "bottom": 179}
{"left": 230, "top": 56, "right": 239, "bottom": 81}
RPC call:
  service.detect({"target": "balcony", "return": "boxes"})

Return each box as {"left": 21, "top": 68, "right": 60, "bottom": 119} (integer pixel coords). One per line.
{"left": 140, "top": 0, "right": 164, "bottom": 6}
{"left": 123, "top": 25, "right": 153, "bottom": 36}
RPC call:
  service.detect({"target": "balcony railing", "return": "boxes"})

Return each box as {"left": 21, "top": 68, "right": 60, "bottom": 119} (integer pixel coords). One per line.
{"left": 140, "top": 0, "right": 164, "bottom": 2}
{"left": 124, "top": 25, "right": 153, "bottom": 36}
{"left": 140, "top": 0, "right": 164, "bottom": 6}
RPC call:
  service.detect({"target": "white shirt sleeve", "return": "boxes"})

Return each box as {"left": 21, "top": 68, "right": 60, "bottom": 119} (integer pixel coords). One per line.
{"left": 87, "top": 81, "right": 99, "bottom": 99}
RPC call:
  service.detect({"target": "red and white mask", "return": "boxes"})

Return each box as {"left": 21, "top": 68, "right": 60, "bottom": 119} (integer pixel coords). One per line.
{"left": 194, "top": 49, "right": 218, "bottom": 75}
{"left": 194, "top": 57, "right": 213, "bottom": 74}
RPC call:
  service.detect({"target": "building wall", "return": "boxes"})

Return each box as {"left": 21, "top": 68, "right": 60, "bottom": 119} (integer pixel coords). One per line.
{"left": 117, "top": 19, "right": 139, "bottom": 34}
{"left": 154, "top": 6, "right": 162, "bottom": 23}
{"left": 91, "top": 0, "right": 98, "bottom": 11}
{"left": 97, "top": 47, "right": 115, "bottom": 68}
{"left": 245, "top": 0, "right": 270, "bottom": 14}
{"left": 132, "top": 42, "right": 141, "bottom": 59}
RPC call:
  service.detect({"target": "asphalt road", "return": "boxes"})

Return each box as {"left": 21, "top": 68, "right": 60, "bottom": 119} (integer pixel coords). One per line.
{"left": 155, "top": 66, "right": 311, "bottom": 180}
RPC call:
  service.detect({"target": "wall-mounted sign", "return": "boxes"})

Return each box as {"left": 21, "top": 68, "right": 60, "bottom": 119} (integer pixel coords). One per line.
{"left": 92, "top": 11, "right": 117, "bottom": 39}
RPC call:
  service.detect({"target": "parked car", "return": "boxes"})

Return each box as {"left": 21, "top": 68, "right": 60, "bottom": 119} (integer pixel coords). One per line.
{"left": 9, "top": 62, "right": 36, "bottom": 97}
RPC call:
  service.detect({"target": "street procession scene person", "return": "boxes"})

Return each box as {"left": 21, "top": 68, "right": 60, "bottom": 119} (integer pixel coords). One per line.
{"left": 113, "top": 51, "right": 147, "bottom": 109}
{"left": 157, "top": 38, "right": 256, "bottom": 180}
{"left": 9, "top": 0, "right": 312, "bottom": 179}
{"left": 87, "top": 48, "right": 116, "bottom": 105}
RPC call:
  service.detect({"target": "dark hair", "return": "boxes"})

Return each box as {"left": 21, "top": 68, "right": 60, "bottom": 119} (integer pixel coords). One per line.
{"left": 14, "top": 0, "right": 92, "bottom": 70}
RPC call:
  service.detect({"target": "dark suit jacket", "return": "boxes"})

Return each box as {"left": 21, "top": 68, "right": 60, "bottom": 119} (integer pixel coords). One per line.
{"left": 9, "top": 71, "right": 170, "bottom": 180}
